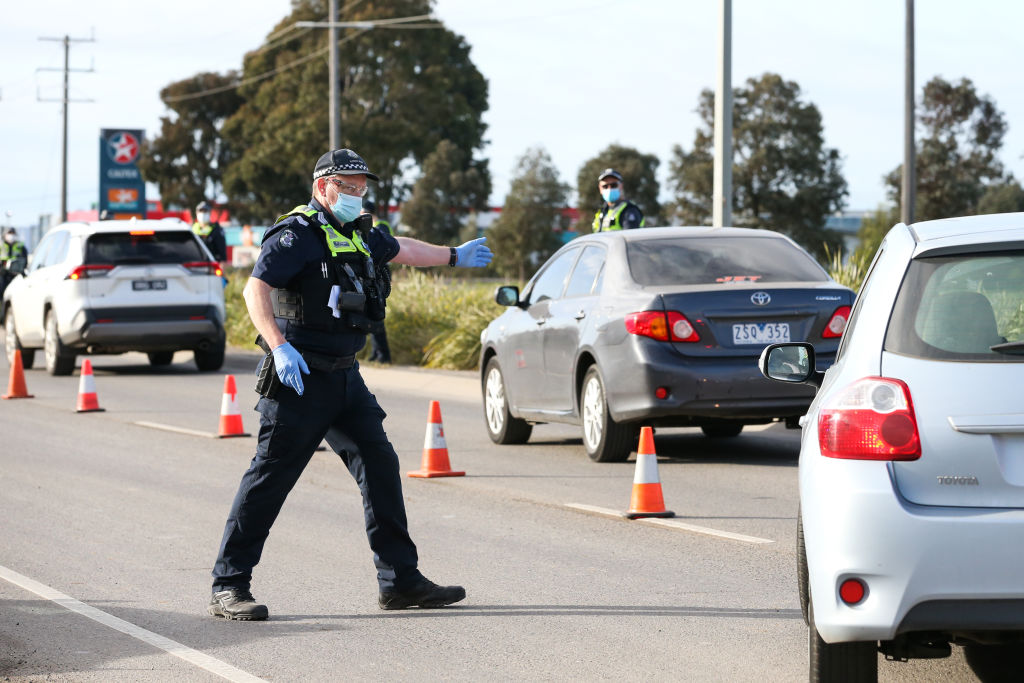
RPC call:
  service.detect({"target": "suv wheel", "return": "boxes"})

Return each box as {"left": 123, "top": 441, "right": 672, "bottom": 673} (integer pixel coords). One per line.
{"left": 808, "top": 600, "right": 878, "bottom": 682}
{"left": 580, "top": 365, "right": 634, "bottom": 463}
{"left": 700, "top": 420, "right": 744, "bottom": 438}
{"left": 44, "top": 311, "right": 75, "bottom": 376}
{"left": 147, "top": 351, "right": 175, "bottom": 366}
{"left": 194, "top": 337, "right": 225, "bottom": 372}
{"left": 483, "top": 357, "right": 532, "bottom": 444}
{"left": 4, "top": 311, "right": 35, "bottom": 369}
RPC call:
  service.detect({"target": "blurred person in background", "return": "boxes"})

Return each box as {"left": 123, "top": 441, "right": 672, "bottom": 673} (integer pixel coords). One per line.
{"left": 592, "top": 168, "right": 644, "bottom": 232}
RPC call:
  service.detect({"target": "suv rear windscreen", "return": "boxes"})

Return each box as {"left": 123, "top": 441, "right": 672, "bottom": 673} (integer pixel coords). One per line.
{"left": 85, "top": 231, "right": 205, "bottom": 265}
{"left": 626, "top": 236, "right": 829, "bottom": 286}
{"left": 884, "top": 250, "right": 1024, "bottom": 362}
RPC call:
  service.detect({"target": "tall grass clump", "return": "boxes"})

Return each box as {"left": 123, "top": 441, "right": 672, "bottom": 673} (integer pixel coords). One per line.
{"left": 823, "top": 244, "right": 872, "bottom": 293}
{"left": 224, "top": 267, "right": 258, "bottom": 349}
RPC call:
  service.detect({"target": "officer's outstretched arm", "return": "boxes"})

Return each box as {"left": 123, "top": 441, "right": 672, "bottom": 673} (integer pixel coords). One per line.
{"left": 243, "top": 277, "right": 287, "bottom": 349}
{"left": 392, "top": 236, "right": 492, "bottom": 268}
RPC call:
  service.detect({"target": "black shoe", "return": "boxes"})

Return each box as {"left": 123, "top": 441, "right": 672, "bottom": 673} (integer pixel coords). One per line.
{"left": 208, "top": 588, "right": 269, "bottom": 621}
{"left": 378, "top": 578, "right": 466, "bottom": 610}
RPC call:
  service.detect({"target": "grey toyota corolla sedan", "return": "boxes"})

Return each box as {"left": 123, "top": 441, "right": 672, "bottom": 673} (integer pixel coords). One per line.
{"left": 479, "top": 227, "right": 855, "bottom": 462}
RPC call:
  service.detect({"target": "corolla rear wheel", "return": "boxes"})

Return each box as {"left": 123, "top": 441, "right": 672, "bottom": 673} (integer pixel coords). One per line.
{"left": 581, "top": 365, "right": 634, "bottom": 463}
{"left": 4, "top": 311, "right": 35, "bottom": 369}
{"left": 483, "top": 357, "right": 532, "bottom": 444}
{"left": 808, "top": 600, "right": 878, "bottom": 682}
{"left": 44, "top": 311, "right": 75, "bottom": 376}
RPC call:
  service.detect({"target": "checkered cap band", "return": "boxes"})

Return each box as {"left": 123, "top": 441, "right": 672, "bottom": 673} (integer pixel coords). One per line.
{"left": 313, "top": 149, "right": 379, "bottom": 181}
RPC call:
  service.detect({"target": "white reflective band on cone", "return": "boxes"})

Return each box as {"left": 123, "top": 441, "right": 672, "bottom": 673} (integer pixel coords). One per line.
{"left": 423, "top": 422, "right": 446, "bottom": 450}
{"left": 221, "top": 392, "right": 239, "bottom": 415}
{"left": 79, "top": 372, "right": 96, "bottom": 394}
{"left": 633, "top": 452, "right": 660, "bottom": 484}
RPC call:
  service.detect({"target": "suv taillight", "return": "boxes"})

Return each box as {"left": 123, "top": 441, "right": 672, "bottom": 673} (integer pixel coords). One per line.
{"left": 625, "top": 310, "right": 700, "bottom": 342}
{"left": 183, "top": 261, "right": 223, "bottom": 277}
{"left": 822, "top": 305, "right": 851, "bottom": 338}
{"left": 818, "top": 377, "right": 920, "bottom": 460}
{"left": 67, "top": 265, "right": 114, "bottom": 280}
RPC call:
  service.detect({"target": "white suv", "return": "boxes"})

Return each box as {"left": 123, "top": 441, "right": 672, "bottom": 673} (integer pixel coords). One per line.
{"left": 760, "top": 213, "right": 1024, "bottom": 681}
{"left": 2, "top": 219, "right": 226, "bottom": 374}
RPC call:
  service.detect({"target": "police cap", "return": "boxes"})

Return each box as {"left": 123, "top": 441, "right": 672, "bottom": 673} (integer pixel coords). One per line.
{"left": 362, "top": 199, "right": 376, "bottom": 214}
{"left": 196, "top": 200, "right": 212, "bottom": 212}
{"left": 313, "top": 148, "right": 380, "bottom": 182}
{"left": 598, "top": 168, "right": 623, "bottom": 183}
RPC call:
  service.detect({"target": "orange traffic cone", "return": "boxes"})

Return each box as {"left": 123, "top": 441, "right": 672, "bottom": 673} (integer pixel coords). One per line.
{"left": 2, "top": 350, "right": 33, "bottom": 399}
{"left": 217, "top": 374, "right": 250, "bottom": 438}
{"left": 75, "top": 359, "right": 105, "bottom": 413}
{"left": 624, "top": 427, "right": 674, "bottom": 519}
{"left": 408, "top": 400, "right": 465, "bottom": 478}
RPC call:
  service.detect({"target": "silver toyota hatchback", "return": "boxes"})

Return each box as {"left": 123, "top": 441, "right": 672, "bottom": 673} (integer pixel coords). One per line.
{"left": 760, "top": 213, "right": 1024, "bottom": 680}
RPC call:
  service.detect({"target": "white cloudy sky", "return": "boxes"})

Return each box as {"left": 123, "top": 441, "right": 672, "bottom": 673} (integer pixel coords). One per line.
{"left": 2, "top": 0, "right": 1022, "bottom": 227}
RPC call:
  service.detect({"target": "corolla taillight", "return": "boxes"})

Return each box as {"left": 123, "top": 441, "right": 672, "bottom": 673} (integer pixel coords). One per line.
{"left": 66, "top": 265, "right": 114, "bottom": 280}
{"left": 625, "top": 311, "right": 700, "bottom": 342}
{"left": 822, "top": 305, "right": 851, "bottom": 338}
{"left": 184, "top": 261, "right": 223, "bottom": 277}
{"left": 817, "top": 377, "right": 920, "bottom": 460}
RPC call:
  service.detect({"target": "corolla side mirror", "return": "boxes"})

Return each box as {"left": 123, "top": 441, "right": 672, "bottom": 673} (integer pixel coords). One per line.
{"left": 495, "top": 285, "right": 520, "bottom": 307}
{"left": 758, "top": 342, "right": 823, "bottom": 388}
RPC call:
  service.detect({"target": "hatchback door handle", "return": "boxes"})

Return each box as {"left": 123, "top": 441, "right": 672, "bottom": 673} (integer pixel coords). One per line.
{"left": 574, "top": 310, "right": 586, "bottom": 320}
{"left": 535, "top": 319, "right": 546, "bottom": 326}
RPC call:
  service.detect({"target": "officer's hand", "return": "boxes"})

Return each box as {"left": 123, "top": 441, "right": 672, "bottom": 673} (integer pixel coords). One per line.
{"left": 272, "top": 342, "right": 310, "bottom": 396}
{"left": 454, "top": 237, "right": 493, "bottom": 268}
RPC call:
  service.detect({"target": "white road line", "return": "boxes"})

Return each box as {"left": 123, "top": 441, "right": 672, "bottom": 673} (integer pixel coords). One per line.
{"left": 0, "top": 564, "right": 266, "bottom": 683}
{"left": 564, "top": 503, "right": 775, "bottom": 545}
{"left": 135, "top": 421, "right": 216, "bottom": 439}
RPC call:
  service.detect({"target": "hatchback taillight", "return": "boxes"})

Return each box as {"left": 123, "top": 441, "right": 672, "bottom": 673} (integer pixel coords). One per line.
{"left": 625, "top": 310, "right": 700, "bottom": 342}
{"left": 817, "top": 377, "right": 920, "bottom": 460}
{"left": 184, "top": 261, "right": 223, "bottom": 277}
{"left": 67, "top": 265, "right": 114, "bottom": 280}
{"left": 822, "top": 305, "right": 851, "bottom": 338}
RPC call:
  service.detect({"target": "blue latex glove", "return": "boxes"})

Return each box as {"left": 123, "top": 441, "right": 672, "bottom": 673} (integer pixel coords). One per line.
{"left": 272, "top": 342, "right": 310, "bottom": 396}
{"left": 454, "top": 237, "right": 493, "bottom": 268}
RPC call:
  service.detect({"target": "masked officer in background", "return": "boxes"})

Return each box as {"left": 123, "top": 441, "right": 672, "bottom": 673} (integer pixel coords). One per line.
{"left": 361, "top": 199, "right": 392, "bottom": 364}
{"left": 209, "top": 148, "right": 492, "bottom": 621}
{"left": 592, "top": 168, "right": 644, "bottom": 232}
{"left": 193, "top": 200, "right": 228, "bottom": 265}
{"left": 0, "top": 228, "right": 27, "bottom": 300}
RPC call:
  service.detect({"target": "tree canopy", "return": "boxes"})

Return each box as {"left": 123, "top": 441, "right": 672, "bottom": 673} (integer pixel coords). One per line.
{"left": 885, "top": 76, "right": 1008, "bottom": 222}
{"left": 575, "top": 144, "right": 662, "bottom": 231}
{"left": 668, "top": 73, "right": 848, "bottom": 259}
{"left": 487, "top": 147, "right": 569, "bottom": 282}
{"left": 137, "top": 71, "right": 244, "bottom": 211}
{"left": 398, "top": 139, "right": 491, "bottom": 244}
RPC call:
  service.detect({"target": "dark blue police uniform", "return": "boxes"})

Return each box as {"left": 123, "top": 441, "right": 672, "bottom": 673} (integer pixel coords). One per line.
{"left": 211, "top": 197, "right": 425, "bottom": 594}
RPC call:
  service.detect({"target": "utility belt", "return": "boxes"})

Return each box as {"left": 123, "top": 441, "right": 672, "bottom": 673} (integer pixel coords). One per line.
{"left": 254, "top": 335, "right": 355, "bottom": 398}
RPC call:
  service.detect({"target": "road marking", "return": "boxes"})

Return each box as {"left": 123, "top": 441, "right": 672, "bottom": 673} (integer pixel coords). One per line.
{"left": 564, "top": 503, "right": 774, "bottom": 544}
{"left": 0, "top": 564, "right": 266, "bottom": 683}
{"left": 135, "top": 421, "right": 217, "bottom": 439}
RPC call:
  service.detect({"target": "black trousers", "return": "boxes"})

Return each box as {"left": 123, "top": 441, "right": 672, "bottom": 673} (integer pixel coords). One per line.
{"left": 212, "top": 363, "right": 422, "bottom": 593}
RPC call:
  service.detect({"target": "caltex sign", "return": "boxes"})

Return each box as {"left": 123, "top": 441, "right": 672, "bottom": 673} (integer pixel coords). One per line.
{"left": 99, "top": 128, "right": 146, "bottom": 218}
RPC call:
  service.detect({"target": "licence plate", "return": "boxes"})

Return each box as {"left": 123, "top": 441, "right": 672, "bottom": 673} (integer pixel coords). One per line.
{"left": 732, "top": 322, "right": 790, "bottom": 344}
{"left": 132, "top": 279, "right": 167, "bottom": 291}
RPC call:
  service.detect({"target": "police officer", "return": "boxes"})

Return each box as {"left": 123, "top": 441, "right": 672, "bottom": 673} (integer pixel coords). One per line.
{"left": 1, "top": 228, "right": 27, "bottom": 300}
{"left": 592, "top": 168, "right": 644, "bottom": 232}
{"left": 192, "top": 200, "right": 228, "bottom": 264}
{"left": 209, "top": 148, "right": 492, "bottom": 621}
{"left": 361, "top": 199, "right": 392, "bottom": 364}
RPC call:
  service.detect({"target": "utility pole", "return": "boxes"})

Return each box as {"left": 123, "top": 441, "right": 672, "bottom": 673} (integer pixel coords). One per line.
{"left": 902, "top": 0, "right": 915, "bottom": 225}
{"left": 328, "top": 0, "right": 340, "bottom": 149}
{"left": 713, "top": 0, "right": 733, "bottom": 228}
{"left": 38, "top": 32, "right": 95, "bottom": 223}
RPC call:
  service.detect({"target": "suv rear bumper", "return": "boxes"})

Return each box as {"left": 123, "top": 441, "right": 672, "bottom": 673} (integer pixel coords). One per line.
{"left": 62, "top": 305, "right": 224, "bottom": 352}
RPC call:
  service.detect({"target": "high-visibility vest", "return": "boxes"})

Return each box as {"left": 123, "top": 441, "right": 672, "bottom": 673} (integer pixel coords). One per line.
{"left": 276, "top": 205, "right": 371, "bottom": 258}
{"left": 592, "top": 201, "right": 645, "bottom": 232}
{"left": 192, "top": 222, "right": 213, "bottom": 237}
{"left": 373, "top": 218, "right": 394, "bottom": 236}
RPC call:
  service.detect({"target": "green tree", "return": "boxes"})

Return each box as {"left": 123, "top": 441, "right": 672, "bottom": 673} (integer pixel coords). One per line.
{"left": 487, "top": 147, "right": 569, "bottom": 282}
{"left": 575, "top": 144, "right": 662, "bottom": 231}
{"left": 138, "top": 71, "right": 243, "bottom": 211}
{"left": 978, "top": 179, "right": 1024, "bottom": 215}
{"left": 854, "top": 205, "right": 898, "bottom": 263}
{"left": 399, "top": 139, "right": 490, "bottom": 244}
{"left": 219, "top": 0, "right": 489, "bottom": 222}
{"left": 668, "top": 73, "right": 848, "bottom": 259}
{"left": 885, "top": 76, "right": 1008, "bottom": 221}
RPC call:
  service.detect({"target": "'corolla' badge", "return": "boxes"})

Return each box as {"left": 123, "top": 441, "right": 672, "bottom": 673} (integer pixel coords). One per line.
{"left": 751, "top": 291, "right": 771, "bottom": 306}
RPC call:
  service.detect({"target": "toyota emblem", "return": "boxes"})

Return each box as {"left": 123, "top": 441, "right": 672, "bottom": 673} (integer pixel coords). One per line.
{"left": 751, "top": 291, "right": 771, "bottom": 306}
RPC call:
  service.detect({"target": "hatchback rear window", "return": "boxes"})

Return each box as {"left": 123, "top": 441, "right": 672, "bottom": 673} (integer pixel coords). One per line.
{"left": 84, "top": 231, "right": 205, "bottom": 265}
{"left": 884, "top": 251, "right": 1024, "bottom": 362}
{"left": 626, "top": 236, "right": 829, "bottom": 286}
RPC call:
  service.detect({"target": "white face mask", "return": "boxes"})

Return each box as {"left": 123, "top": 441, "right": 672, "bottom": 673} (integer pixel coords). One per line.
{"left": 3, "top": 234, "right": 13, "bottom": 244}
{"left": 196, "top": 212, "right": 209, "bottom": 224}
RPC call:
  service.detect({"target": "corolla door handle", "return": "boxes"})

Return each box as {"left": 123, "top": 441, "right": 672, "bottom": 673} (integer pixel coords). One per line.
{"left": 574, "top": 310, "right": 586, "bottom": 320}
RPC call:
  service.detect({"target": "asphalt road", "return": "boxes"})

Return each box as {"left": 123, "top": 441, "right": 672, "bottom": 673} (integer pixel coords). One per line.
{"left": 0, "top": 349, "right": 985, "bottom": 681}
